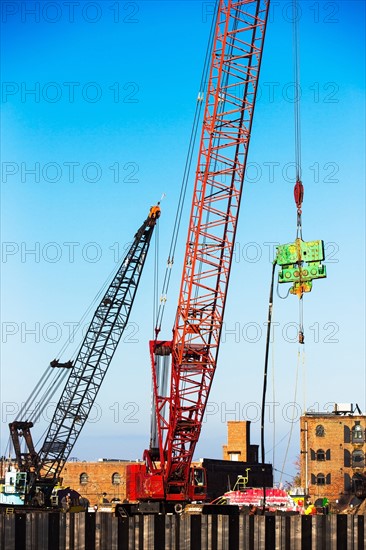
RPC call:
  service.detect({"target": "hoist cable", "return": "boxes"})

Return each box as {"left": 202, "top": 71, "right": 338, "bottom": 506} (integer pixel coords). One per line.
{"left": 150, "top": 220, "right": 160, "bottom": 442}
{"left": 192, "top": 3, "right": 240, "bottom": 311}
{"left": 67, "top": 263, "right": 122, "bottom": 361}
{"left": 4, "top": 439, "right": 11, "bottom": 460}
{"left": 260, "top": 260, "right": 277, "bottom": 511}
{"left": 148, "top": 0, "right": 218, "bottom": 444}
{"left": 299, "top": 294, "right": 304, "bottom": 340}
{"left": 13, "top": 248, "right": 139, "bottom": 427}
{"left": 21, "top": 256, "right": 126, "bottom": 414}
{"left": 182, "top": 2, "right": 237, "bottom": 400}
{"left": 292, "top": 0, "right": 304, "bottom": 245}
{"left": 272, "top": 467, "right": 298, "bottom": 481}
{"left": 276, "top": 282, "right": 290, "bottom": 300}
{"left": 17, "top": 366, "right": 55, "bottom": 421}
{"left": 29, "top": 369, "right": 68, "bottom": 424}
{"left": 266, "top": 429, "right": 292, "bottom": 455}
{"left": 35, "top": 422, "right": 55, "bottom": 451}
{"left": 17, "top": 272, "right": 103, "bottom": 424}
{"left": 292, "top": 0, "right": 305, "bottom": 344}
{"left": 16, "top": 266, "right": 114, "bottom": 423}
{"left": 261, "top": 262, "right": 277, "bottom": 463}
{"left": 302, "top": 347, "right": 307, "bottom": 413}
{"left": 58, "top": 264, "right": 117, "bottom": 361}
{"left": 268, "top": 3, "right": 307, "bottom": 490}
{"left": 271, "top": 319, "right": 276, "bottom": 474}
{"left": 279, "top": 345, "right": 303, "bottom": 485}
{"left": 152, "top": 220, "right": 160, "bottom": 337}
{"left": 154, "top": 1, "right": 219, "bottom": 334}
{"left": 292, "top": 0, "right": 302, "bottom": 183}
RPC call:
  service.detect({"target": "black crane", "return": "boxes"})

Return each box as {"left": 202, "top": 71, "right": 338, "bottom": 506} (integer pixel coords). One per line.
{"left": 9, "top": 205, "right": 160, "bottom": 504}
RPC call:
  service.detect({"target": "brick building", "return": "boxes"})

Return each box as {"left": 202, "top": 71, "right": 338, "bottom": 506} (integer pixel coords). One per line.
{"left": 222, "top": 420, "right": 258, "bottom": 462}
{"left": 59, "top": 421, "right": 266, "bottom": 504}
{"left": 300, "top": 404, "right": 365, "bottom": 506}
{"left": 61, "top": 459, "right": 136, "bottom": 505}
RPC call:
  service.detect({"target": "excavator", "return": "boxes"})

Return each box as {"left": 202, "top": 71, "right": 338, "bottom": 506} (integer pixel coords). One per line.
{"left": 1, "top": 205, "right": 160, "bottom": 509}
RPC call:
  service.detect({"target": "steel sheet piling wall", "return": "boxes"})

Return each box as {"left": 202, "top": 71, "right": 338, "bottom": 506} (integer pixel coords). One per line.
{"left": 0, "top": 512, "right": 365, "bottom": 550}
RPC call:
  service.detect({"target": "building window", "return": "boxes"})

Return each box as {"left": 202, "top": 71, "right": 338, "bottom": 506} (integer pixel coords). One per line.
{"left": 229, "top": 452, "right": 240, "bottom": 461}
{"left": 311, "top": 473, "right": 331, "bottom": 485}
{"left": 112, "top": 472, "right": 121, "bottom": 485}
{"left": 344, "top": 425, "right": 351, "bottom": 443}
{"left": 352, "top": 422, "right": 364, "bottom": 443}
{"left": 344, "top": 473, "right": 352, "bottom": 492}
{"left": 311, "top": 449, "right": 330, "bottom": 461}
{"left": 80, "top": 472, "right": 89, "bottom": 485}
{"left": 352, "top": 474, "right": 366, "bottom": 498}
{"left": 344, "top": 449, "right": 351, "bottom": 468}
{"left": 316, "top": 473, "right": 326, "bottom": 485}
{"left": 315, "top": 425, "right": 325, "bottom": 437}
{"left": 316, "top": 449, "right": 325, "bottom": 461}
{"left": 352, "top": 450, "right": 365, "bottom": 468}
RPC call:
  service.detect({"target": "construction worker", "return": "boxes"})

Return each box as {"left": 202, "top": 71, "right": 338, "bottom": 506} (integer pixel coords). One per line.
{"left": 149, "top": 203, "right": 161, "bottom": 220}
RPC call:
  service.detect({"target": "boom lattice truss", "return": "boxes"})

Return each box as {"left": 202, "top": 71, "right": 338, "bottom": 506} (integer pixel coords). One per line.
{"left": 10, "top": 207, "right": 160, "bottom": 489}
{"left": 148, "top": 0, "right": 270, "bottom": 498}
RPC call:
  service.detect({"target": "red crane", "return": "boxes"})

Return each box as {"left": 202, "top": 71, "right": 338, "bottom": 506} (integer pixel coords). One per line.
{"left": 126, "top": 0, "right": 270, "bottom": 510}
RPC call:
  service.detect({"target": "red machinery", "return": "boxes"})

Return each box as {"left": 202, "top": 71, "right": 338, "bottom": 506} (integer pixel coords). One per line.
{"left": 126, "top": 0, "right": 270, "bottom": 510}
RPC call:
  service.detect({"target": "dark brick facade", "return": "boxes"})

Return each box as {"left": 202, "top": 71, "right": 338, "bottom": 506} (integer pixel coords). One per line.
{"left": 61, "top": 460, "right": 133, "bottom": 505}
{"left": 61, "top": 422, "right": 262, "bottom": 504}
{"left": 222, "top": 420, "right": 258, "bottom": 463}
{"left": 300, "top": 410, "right": 366, "bottom": 505}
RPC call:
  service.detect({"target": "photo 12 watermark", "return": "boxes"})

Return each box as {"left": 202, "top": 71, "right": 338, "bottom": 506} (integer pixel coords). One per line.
{"left": 1, "top": 320, "right": 140, "bottom": 344}
{"left": 1, "top": 161, "right": 139, "bottom": 184}
{"left": 1, "top": 240, "right": 339, "bottom": 265}
{"left": 0, "top": 399, "right": 339, "bottom": 426}
{"left": 1, "top": 2, "right": 140, "bottom": 24}
{"left": 2, "top": 81, "right": 140, "bottom": 104}
{"left": 201, "top": 2, "right": 340, "bottom": 24}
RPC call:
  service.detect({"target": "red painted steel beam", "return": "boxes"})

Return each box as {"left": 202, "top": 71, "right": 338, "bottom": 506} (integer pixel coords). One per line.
{"left": 150, "top": 0, "right": 270, "bottom": 500}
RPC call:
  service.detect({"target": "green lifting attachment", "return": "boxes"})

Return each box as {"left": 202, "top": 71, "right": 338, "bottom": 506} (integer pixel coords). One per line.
{"left": 276, "top": 238, "right": 326, "bottom": 298}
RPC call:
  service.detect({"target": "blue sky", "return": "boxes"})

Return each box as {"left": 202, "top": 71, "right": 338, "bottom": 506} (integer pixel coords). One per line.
{"left": 1, "top": 0, "right": 365, "bottom": 484}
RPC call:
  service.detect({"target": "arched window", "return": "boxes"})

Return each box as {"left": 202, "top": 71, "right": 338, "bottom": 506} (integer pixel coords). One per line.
{"left": 352, "top": 450, "right": 365, "bottom": 468}
{"left": 316, "top": 449, "right": 325, "bottom": 461}
{"left": 353, "top": 474, "right": 366, "bottom": 498}
{"left": 352, "top": 422, "right": 364, "bottom": 443}
{"left": 80, "top": 472, "right": 89, "bottom": 485}
{"left": 344, "top": 449, "right": 351, "bottom": 468}
{"left": 315, "top": 425, "right": 325, "bottom": 437}
{"left": 316, "top": 473, "right": 325, "bottom": 485}
{"left": 112, "top": 472, "right": 121, "bottom": 485}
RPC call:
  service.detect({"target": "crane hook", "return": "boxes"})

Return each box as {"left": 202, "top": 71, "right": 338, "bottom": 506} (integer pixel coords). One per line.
{"left": 294, "top": 180, "right": 304, "bottom": 239}
{"left": 294, "top": 179, "right": 304, "bottom": 213}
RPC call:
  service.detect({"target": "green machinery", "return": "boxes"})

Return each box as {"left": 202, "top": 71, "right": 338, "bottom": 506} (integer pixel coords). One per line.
{"left": 276, "top": 238, "right": 326, "bottom": 297}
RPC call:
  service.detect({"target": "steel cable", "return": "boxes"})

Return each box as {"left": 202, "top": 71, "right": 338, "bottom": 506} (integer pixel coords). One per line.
{"left": 154, "top": 1, "right": 220, "bottom": 334}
